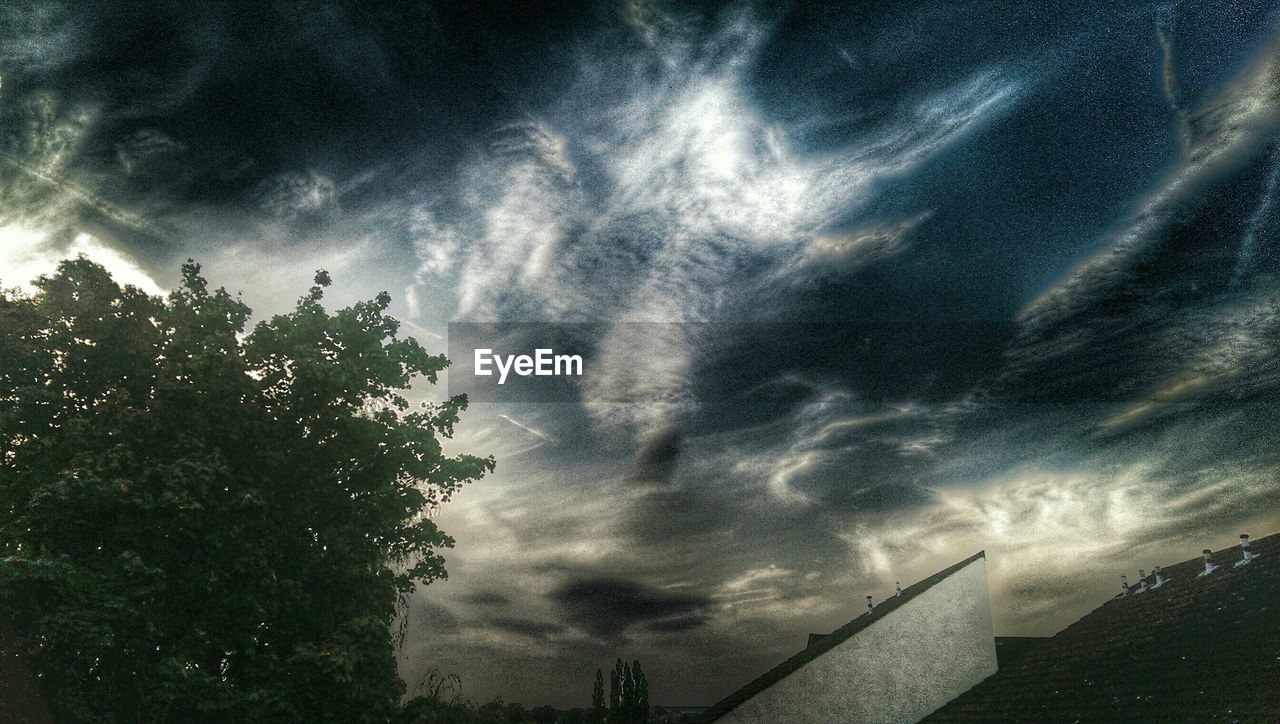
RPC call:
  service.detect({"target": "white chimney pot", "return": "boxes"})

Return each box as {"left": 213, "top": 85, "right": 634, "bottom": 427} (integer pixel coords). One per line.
{"left": 1199, "top": 549, "right": 1217, "bottom": 577}
{"left": 1236, "top": 533, "right": 1258, "bottom": 567}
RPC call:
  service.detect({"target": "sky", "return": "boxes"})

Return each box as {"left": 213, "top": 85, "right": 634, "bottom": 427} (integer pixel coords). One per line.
{"left": 4, "top": 0, "right": 1280, "bottom": 709}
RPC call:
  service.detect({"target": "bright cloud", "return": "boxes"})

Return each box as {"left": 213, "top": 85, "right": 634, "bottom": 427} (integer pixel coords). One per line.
{"left": 0, "top": 226, "right": 163, "bottom": 295}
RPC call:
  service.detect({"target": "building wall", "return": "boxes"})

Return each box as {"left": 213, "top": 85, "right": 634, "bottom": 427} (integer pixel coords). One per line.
{"left": 716, "top": 556, "right": 997, "bottom": 724}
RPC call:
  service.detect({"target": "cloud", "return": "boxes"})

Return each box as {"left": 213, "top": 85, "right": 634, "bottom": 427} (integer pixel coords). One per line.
{"left": 550, "top": 575, "right": 712, "bottom": 637}
{"left": 115, "top": 129, "right": 187, "bottom": 175}
{"left": 0, "top": 2, "right": 85, "bottom": 73}
{"left": 844, "top": 451, "right": 1280, "bottom": 631}
{"left": 800, "top": 212, "right": 931, "bottom": 270}
{"left": 253, "top": 170, "right": 339, "bottom": 219}
{"left": 1100, "top": 294, "right": 1280, "bottom": 429}
{"left": 627, "top": 425, "right": 683, "bottom": 486}
{"left": 404, "top": 596, "right": 462, "bottom": 637}
{"left": 0, "top": 92, "right": 177, "bottom": 299}
{"left": 1019, "top": 39, "right": 1280, "bottom": 331}
{"left": 644, "top": 615, "right": 708, "bottom": 633}
{"left": 0, "top": 227, "right": 163, "bottom": 295}
{"left": 490, "top": 120, "right": 575, "bottom": 182}
{"left": 408, "top": 207, "right": 461, "bottom": 281}
{"left": 716, "top": 564, "right": 795, "bottom": 598}
{"left": 485, "top": 616, "right": 564, "bottom": 639}
{"left": 723, "top": 391, "right": 943, "bottom": 508}
{"left": 462, "top": 590, "right": 512, "bottom": 607}
{"left": 1231, "top": 139, "right": 1280, "bottom": 285}
{"left": 412, "top": 11, "right": 1022, "bottom": 319}
{"left": 406, "top": 8, "right": 1022, "bottom": 454}
{"left": 11, "top": 0, "right": 1280, "bottom": 709}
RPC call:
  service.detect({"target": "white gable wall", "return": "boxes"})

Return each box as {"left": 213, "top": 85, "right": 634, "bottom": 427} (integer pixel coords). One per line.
{"left": 716, "top": 556, "right": 997, "bottom": 724}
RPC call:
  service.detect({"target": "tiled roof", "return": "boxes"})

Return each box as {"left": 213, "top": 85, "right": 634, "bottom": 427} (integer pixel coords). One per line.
{"left": 992, "top": 637, "right": 1045, "bottom": 669}
{"left": 805, "top": 632, "right": 830, "bottom": 650}
{"left": 700, "top": 551, "right": 986, "bottom": 722}
{"left": 928, "top": 533, "right": 1280, "bottom": 722}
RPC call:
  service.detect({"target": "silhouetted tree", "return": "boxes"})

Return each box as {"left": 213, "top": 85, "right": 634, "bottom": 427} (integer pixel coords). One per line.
{"left": 623, "top": 661, "right": 635, "bottom": 722}
{"left": 633, "top": 661, "right": 649, "bottom": 723}
{"left": 592, "top": 668, "right": 607, "bottom": 723}
{"left": 0, "top": 259, "right": 493, "bottom": 721}
{"left": 610, "top": 659, "right": 624, "bottom": 720}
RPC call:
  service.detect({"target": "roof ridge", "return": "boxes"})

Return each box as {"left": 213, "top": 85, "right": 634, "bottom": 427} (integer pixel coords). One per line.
{"left": 1073, "top": 530, "right": 1280, "bottom": 623}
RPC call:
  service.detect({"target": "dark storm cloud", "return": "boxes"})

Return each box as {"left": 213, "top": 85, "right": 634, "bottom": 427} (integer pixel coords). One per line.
{"left": 550, "top": 576, "right": 712, "bottom": 638}
{"left": 113, "top": 129, "right": 186, "bottom": 176}
{"left": 484, "top": 616, "right": 564, "bottom": 639}
{"left": 407, "top": 596, "right": 462, "bottom": 636}
{"left": 461, "top": 590, "right": 512, "bottom": 608}
{"left": 627, "top": 426, "right": 682, "bottom": 486}
{"left": 0, "top": 0, "right": 608, "bottom": 275}
{"left": 645, "top": 615, "right": 709, "bottom": 633}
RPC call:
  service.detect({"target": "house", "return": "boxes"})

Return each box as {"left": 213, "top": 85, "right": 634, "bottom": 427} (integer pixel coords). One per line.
{"left": 927, "top": 532, "right": 1280, "bottom": 721}
{"left": 703, "top": 531, "right": 1280, "bottom": 722}
{"left": 702, "top": 551, "right": 997, "bottom": 723}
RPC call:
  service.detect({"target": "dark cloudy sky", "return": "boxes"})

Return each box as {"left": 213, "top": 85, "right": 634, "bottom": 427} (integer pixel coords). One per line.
{"left": 5, "top": 0, "right": 1280, "bottom": 709}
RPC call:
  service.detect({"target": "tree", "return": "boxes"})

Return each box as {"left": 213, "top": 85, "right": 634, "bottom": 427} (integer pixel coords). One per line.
{"left": 591, "top": 668, "right": 606, "bottom": 723}
{"left": 623, "top": 661, "right": 634, "bottom": 722}
{"left": 0, "top": 259, "right": 493, "bottom": 721}
{"left": 610, "top": 659, "right": 623, "bottom": 719}
{"left": 632, "top": 661, "right": 649, "bottom": 724}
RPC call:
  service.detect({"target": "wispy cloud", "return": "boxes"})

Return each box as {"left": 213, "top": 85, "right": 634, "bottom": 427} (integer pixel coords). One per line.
{"left": 410, "top": 10, "right": 1023, "bottom": 452}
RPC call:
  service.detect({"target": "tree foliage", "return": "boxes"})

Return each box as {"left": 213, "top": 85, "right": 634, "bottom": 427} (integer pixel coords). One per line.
{"left": 591, "top": 668, "right": 605, "bottom": 723}
{"left": 610, "top": 659, "right": 623, "bottom": 715}
{"left": 602, "top": 658, "right": 647, "bottom": 724}
{"left": 622, "top": 661, "right": 633, "bottom": 719}
{"left": 0, "top": 258, "right": 493, "bottom": 721}
{"left": 632, "top": 661, "right": 648, "bottom": 724}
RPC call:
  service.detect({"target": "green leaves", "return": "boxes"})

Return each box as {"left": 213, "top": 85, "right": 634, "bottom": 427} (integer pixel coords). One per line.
{"left": 0, "top": 257, "right": 492, "bottom": 721}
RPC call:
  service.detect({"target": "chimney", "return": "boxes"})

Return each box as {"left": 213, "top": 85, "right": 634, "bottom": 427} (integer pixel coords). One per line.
{"left": 1137, "top": 569, "right": 1148, "bottom": 593}
{"left": 1235, "top": 534, "right": 1258, "bottom": 568}
{"left": 866, "top": 595, "right": 874, "bottom": 615}
{"left": 1198, "top": 549, "right": 1217, "bottom": 577}
{"left": 895, "top": 581, "right": 902, "bottom": 597}
{"left": 1153, "top": 566, "right": 1166, "bottom": 589}
{"left": 1120, "top": 574, "right": 1130, "bottom": 596}
{"left": 1139, "top": 569, "right": 1146, "bottom": 578}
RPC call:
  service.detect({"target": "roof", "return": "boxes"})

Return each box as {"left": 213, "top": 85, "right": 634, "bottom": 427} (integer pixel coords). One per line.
{"left": 992, "top": 637, "right": 1045, "bottom": 669}
{"left": 928, "top": 532, "right": 1280, "bottom": 722}
{"left": 700, "top": 550, "right": 987, "bottom": 722}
